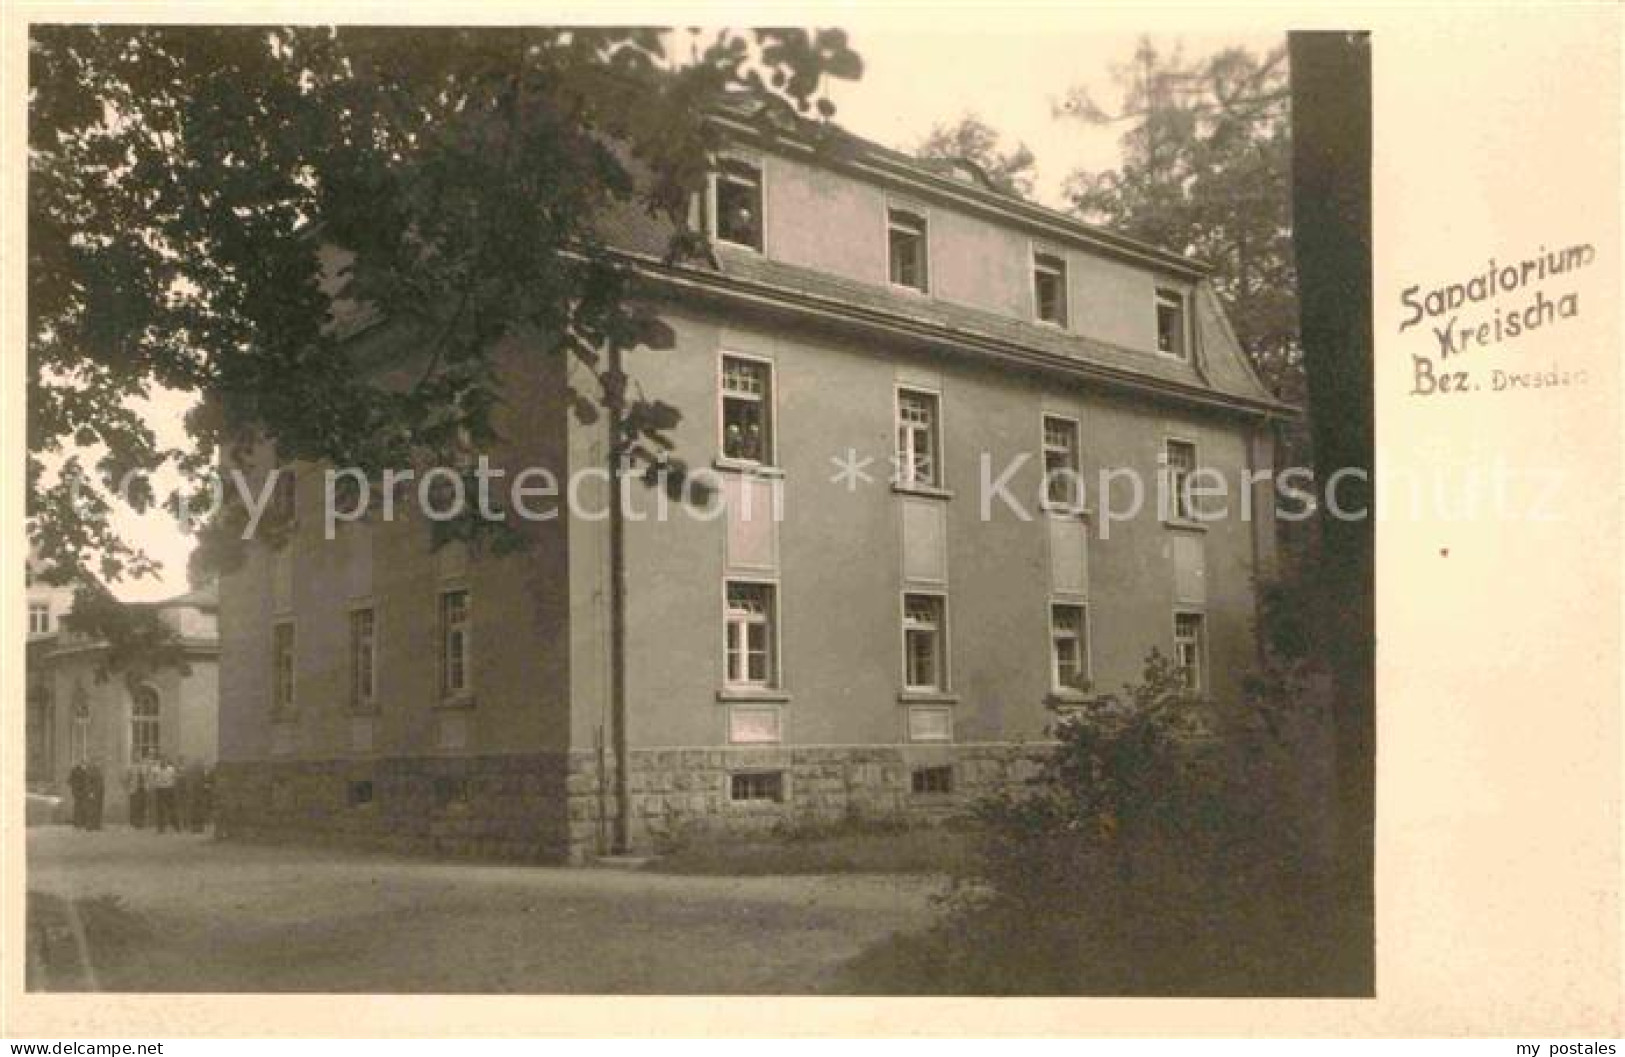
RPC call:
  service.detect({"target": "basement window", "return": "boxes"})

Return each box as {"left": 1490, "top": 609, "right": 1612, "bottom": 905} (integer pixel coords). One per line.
{"left": 911, "top": 766, "right": 954, "bottom": 796}
{"left": 729, "top": 771, "right": 785, "bottom": 804}
{"left": 433, "top": 776, "right": 469, "bottom": 809}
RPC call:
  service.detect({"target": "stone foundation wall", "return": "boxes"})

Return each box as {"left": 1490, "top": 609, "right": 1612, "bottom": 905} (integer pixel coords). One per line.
{"left": 214, "top": 753, "right": 572, "bottom": 862}
{"left": 217, "top": 741, "right": 1056, "bottom": 863}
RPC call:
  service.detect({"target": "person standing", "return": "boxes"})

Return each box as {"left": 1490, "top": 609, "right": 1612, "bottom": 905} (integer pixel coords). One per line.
{"left": 125, "top": 757, "right": 149, "bottom": 829}
{"left": 67, "top": 761, "right": 88, "bottom": 830}
{"left": 152, "top": 757, "right": 179, "bottom": 834}
{"left": 84, "top": 759, "right": 106, "bottom": 831}
{"left": 184, "top": 758, "right": 209, "bottom": 833}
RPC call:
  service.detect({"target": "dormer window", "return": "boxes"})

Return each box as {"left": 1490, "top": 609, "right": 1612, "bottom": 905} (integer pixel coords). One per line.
{"left": 1156, "top": 287, "right": 1188, "bottom": 359}
{"left": 1034, "top": 252, "right": 1068, "bottom": 327}
{"left": 888, "top": 207, "right": 929, "bottom": 292}
{"left": 713, "top": 159, "right": 763, "bottom": 251}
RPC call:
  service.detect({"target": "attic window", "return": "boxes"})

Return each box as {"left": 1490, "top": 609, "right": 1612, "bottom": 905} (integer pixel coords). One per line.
{"left": 1156, "top": 288, "right": 1188, "bottom": 359}
{"left": 714, "top": 159, "right": 763, "bottom": 251}
{"left": 1034, "top": 252, "right": 1068, "bottom": 327}
{"left": 888, "top": 208, "right": 929, "bottom": 292}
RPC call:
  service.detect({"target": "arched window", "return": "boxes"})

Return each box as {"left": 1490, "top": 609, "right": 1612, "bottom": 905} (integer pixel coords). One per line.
{"left": 130, "top": 686, "right": 161, "bottom": 764}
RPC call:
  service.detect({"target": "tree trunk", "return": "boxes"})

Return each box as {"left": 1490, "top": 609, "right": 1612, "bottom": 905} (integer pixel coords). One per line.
{"left": 1287, "top": 30, "right": 1374, "bottom": 994}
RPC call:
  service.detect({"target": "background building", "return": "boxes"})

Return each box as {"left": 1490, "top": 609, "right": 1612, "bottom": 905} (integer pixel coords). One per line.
{"left": 26, "top": 578, "right": 220, "bottom": 821}
{"left": 215, "top": 108, "right": 1291, "bottom": 861}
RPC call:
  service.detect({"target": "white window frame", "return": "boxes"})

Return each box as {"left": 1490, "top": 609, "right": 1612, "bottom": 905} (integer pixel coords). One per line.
{"left": 1174, "top": 609, "right": 1207, "bottom": 694}
{"left": 1049, "top": 602, "right": 1091, "bottom": 693}
{"left": 901, "top": 591, "right": 949, "bottom": 693}
{"left": 129, "top": 685, "right": 162, "bottom": 764}
{"left": 271, "top": 620, "right": 296, "bottom": 716}
{"left": 349, "top": 606, "right": 377, "bottom": 713}
{"left": 1155, "top": 287, "right": 1190, "bottom": 359}
{"left": 1033, "top": 249, "right": 1070, "bottom": 328}
{"left": 1164, "top": 437, "right": 1200, "bottom": 522}
{"left": 886, "top": 205, "right": 930, "bottom": 293}
{"left": 1041, "top": 414, "right": 1083, "bottom": 511}
{"left": 439, "top": 587, "right": 472, "bottom": 701}
{"left": 710, "top": 155, "right": 764, "bottom": 252}
{"left": 895, "top": 387, "right": 944, "bottom": 490}
{"left": 28, "top": 601, "right": 51, "bottom": 635}
{"left": 718, "top": 351, "right": 776, "bottom": 467}
{"left": 723, "top": 579, "right": 779, "bottom": 689}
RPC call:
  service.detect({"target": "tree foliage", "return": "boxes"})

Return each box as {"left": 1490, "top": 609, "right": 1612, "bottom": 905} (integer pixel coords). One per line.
{"left": 914, "top": 112, "right": 1037, "bottom": 198}
{"left": 28, "top": 25, "right": 861, "bottom": 632}
{"left": 1060, "top": 39, "right": 1299, "bottom": 404}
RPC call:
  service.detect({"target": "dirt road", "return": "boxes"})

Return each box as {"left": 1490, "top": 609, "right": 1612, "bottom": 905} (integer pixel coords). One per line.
{"left": 26, "top": 826, "right": 942, "bottom": 994}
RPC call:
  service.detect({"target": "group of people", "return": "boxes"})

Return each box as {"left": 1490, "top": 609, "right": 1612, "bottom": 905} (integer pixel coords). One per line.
{"left": 63, "top": 754, "right": 214, "bottom": 833}
{"left": 126, "top": 754, "right": 213, "bottom": 833}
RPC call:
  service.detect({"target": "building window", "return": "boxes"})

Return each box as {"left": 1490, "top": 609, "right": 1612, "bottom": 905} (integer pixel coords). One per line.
{"left": 350, "top": 608, "right": 376, "bottom": 712}
{"left": 1050, "top": 604, "right": 1089, "bottom": 692}
{"left": 1175, "top": 611, "right": 1206, "bottom": 693}
{"left": 911, "top": 765, "right": 954, "bottom": 796}
{"left": 724, "top": 581, "right": 777, "bottom": 687}
{"left": 28, "top": 601, "right": 50, "bottom": 635}
{"left": 272, "top": 622, "right": 296, "bottom": 715}
{"left": 270, "top": 466, "right": 297, "bottom": 525}
{"left": 887, "top": 207, "right": 929, "bottom": 291}
{"left": 903, "top": 593, "right": 947, "bottom": 692}
{"left": 70, "top": 685, "right": 90, "bottom": 764}
{"left": 729, "top": 771, "right": 784, "bottom": 803}
{"left": 1042, "top": 415, "right": 1082, "bottom": 508}
{"left": 720, "top": 355, "right": 773, "bottom": 464}
{"left": 895, "top": 389, "right": 942, "bottom": 488}
{"left": 433, "top": 776, "right": 469, "bottom": 809}
{"left": 439, "top": 589, "right": 471, "bottom": 698}
{"left": 347, "top": 780, "right": 375, "bottom": 807}
{"left": 1034, "top": 252, "right": 1069, "bottom": 326}
{"left": 129, "top": 686, "right": 161, "bottom": 764}
{"left": 713, "top": 158, "right": 763, "bottom": 251}
{"left": 1156, "top": 288, "right": 1188, "bottom": 358}
{"left": 1165, "top": 439, "right": 1199, "bottom": 522}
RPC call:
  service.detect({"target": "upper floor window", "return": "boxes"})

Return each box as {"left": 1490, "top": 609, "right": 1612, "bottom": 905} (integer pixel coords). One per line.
{"left": 1174, "top": 611, "right": 1206, "bottom": 693}
{"left": 1042, "top": 415, "right": 1082, "bottom": 509}
{"left": 1034, "top": 252, "right": 1069, "bottom": 327}
{"left": 714, "top": 159, "right": 763, "bottom": 251}
{"left": 888, "top": 207, "right": 929, "bottom": 291}
{"left": 1165, "top": 439, "right": 1199, "bottom": 522}
{"left": 1050, "top": 604, "right": 1089, "bottom": 692}
{"left": 895, "top": 389, "right": 942, "bottom": 489}
{"left": 1156, "top": 288, "right": 1188, "bottom": 358}
{"left": 724, "top": 581, "right": 778, "bottom": 688}
{"left": 350, "top": 607, "right": 376, "bottom": 712}
{"left": 720, "top": 355, "right": 773, "bottom": 465}
{"left": 272, "top": 621, "right": 296, "bottom": 715}
{"left": 440, "top": 589, "right": 471, "bottom": 699}
{"left": 903, "top": 593, "right": 947, "bottom": 692}
{"left": 28, "top": 601, "right": 51, "bottom": 635}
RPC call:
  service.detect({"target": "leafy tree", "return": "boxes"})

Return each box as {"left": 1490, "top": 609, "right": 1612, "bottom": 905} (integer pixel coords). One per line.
{"left": 1059, "top": 39, "right": 1299, "bottom": 404}
{"left": 914, "top": 112, "right": 1037, "bottom": 198}
{"left": 28, "top": 26, "right": 862, "bottom": 630}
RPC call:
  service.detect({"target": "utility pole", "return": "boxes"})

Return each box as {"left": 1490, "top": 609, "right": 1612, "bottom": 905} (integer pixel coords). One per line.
{"left": 606, "top": 343, "right": 632, "bottom": 855}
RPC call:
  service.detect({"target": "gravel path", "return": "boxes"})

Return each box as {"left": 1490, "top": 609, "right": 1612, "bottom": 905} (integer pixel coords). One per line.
{"left": 27, "top": 826, "right": 944, "bottom": 994}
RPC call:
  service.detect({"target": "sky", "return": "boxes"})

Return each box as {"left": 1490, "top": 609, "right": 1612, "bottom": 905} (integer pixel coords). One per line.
{"left": 99, "top": 27, "right": 1285, "bottom": 602}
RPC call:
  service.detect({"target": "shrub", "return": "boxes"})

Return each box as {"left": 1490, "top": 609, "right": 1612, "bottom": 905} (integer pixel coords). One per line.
{"left": 873, "top": 648, "right": 1350, "bottom": 996}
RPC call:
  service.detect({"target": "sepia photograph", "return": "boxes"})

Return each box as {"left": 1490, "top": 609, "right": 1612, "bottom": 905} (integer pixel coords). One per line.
{"left": 4, "top": 3, "right": 1617, "bottom": 1041}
